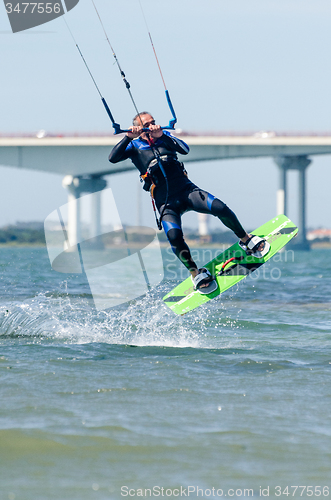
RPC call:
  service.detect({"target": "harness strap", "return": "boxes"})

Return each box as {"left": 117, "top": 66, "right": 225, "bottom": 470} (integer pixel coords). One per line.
{"left": 144, "top": 135, "right": 168, "bottom": 230}
{"left": 140, "top": 171, "right": 156, "bottom": 195}
{"left": 150, "top": 193, "right": 162, "bottom": 230}
{"left": 140, "top": 172, "right": 161, "bottom": 230}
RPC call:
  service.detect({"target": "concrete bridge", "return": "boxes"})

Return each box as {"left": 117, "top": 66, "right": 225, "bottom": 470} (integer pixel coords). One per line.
{"left": 2, "top": 133, "right": 331, "bottom": 249}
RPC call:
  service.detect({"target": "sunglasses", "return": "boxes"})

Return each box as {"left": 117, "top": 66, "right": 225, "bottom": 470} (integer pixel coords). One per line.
{"left": 142, "top": 120, "right": 156, "bottom": 127}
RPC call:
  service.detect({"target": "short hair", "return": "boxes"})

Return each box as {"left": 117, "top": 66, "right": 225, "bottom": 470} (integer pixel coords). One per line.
{"left": 133, "top": 111, "right": 153, "bottom": 126}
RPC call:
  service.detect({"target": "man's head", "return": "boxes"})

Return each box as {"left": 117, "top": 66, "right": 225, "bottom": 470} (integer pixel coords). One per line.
{"left": 132, "top": 112, "right": 155, "bottom": 128}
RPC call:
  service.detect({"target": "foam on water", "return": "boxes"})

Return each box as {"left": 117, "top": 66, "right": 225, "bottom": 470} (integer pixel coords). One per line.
{"left": 2, "top": 276, "right": 329, "bottom": 353}
{"left": 0, "top": 286, "right": 239, "bottom": 349}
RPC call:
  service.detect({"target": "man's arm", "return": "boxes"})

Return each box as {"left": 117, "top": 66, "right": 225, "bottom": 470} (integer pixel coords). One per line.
{"left": 160, "top": 131, "right": 189, "bottom": 155}
{"left": 108, "top": 136, "right": 133, "bottom": 163}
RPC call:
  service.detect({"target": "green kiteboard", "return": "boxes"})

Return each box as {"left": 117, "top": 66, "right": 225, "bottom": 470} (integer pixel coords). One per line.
{"left": 163, "top": 215, "right": 298, "bottom": 315}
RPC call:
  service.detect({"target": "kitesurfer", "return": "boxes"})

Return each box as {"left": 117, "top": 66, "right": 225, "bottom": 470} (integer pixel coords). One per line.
{"left": 109, "top": 113, "right": 269, "bottom": 293}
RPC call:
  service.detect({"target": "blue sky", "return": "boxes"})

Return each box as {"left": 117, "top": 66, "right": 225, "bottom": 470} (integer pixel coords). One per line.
{"left": 0, "top": 0, "right": 331, "bottom": 230}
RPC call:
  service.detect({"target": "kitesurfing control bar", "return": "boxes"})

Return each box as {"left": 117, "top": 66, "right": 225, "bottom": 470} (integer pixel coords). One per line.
{"left": 101, "top": 93, "right": 176, "bottom": 134}
{"left": 109, "top": 89, "right": 177, "bottom": 134}
{"left": 64, "top": 0, "right": 178, "bottom": 135}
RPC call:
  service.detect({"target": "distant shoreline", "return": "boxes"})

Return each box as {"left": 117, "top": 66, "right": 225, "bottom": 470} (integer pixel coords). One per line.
{"left": 0, "top": 241, "right": 330, "bottom": 249}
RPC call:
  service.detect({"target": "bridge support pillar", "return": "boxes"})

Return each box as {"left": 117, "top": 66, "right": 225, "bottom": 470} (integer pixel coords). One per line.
{"left": 297, "top": 158, "right": 311, "bottom": 250}
{"left": 198, "top": 213, "right": 211, "bottom": 243}
{"left": 62, "top": 175, "right": 107, "bottom": 249}
{"left": 62, "top": 176, "right": 81, "bottom": 248}
{"left": 274, "top": 156, "right": 311, "bottom": 250}
{"left": 275, "top": 157, "right": 288, "bottom": 216}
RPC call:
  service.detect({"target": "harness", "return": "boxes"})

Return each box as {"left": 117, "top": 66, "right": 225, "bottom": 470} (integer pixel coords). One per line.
{"left": 141, "top": 155, "right": 186, "bottom": 187}
{"left": 139, "top": 152, "right": 188, "bottom": 230}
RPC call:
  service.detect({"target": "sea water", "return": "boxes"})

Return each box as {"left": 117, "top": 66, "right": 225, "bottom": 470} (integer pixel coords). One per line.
{"left": 0, "top": 246, "right": 330, "bottom": 500}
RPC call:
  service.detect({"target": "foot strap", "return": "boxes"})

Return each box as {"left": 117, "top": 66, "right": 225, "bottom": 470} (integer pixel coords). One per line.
{"left": 245, "top": 235, "right": 265, "bottom": 253}
{"left": 192, "top": 268, "right": 214, "bottom": 290}
{"left": 239, "top": 235, "right": 270, "bottom": 258}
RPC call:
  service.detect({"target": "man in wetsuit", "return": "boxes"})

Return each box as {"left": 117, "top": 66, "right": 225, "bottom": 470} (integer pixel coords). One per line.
{"left": 109, "top": 112, "right": 269, "bottom": 293}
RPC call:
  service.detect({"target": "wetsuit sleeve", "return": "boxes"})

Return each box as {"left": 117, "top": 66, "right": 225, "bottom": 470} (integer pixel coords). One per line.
{"left": 160, "top": 132, "right": 190, "bottom": 155}
{"left": 108, "top": 136, "right": 133, "bottom": 163}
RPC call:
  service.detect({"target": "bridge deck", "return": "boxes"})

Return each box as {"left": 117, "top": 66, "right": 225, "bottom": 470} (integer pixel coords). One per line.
{"left": 1, "top": 134, "right": 331, "bottom": 177}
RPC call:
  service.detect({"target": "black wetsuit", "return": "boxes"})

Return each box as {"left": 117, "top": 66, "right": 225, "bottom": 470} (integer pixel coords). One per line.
{"left": 109, "top": 131, "right": 246, "bottom": 271}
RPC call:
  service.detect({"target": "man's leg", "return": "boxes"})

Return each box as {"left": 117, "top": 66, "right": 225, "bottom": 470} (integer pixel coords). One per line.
{"left": 161, "top": 208, "right": 214, "bottom": 287}
{"left": 161, "top": 208, "right": 198, "bottom": 275}
{"left": 187, "top": 189, "right": 264, "bottom": 249}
